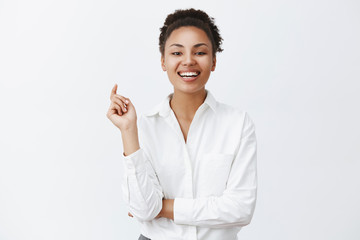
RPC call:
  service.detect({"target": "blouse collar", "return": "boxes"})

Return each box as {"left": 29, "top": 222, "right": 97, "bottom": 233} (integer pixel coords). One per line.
{"left": 145, "top": 89, "right": 217, "bottom": 118}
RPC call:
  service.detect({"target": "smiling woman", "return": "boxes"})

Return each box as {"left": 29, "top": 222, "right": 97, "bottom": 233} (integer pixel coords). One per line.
{"left": 106, "top": 8, "right": 257, "bottom": 240}
{"left": 161, "top": 26, "right": 216, "bottom": 95}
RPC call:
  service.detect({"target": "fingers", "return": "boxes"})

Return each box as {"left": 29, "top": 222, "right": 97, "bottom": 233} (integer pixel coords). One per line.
{"left": 114, "top": 94, "right": 130, "bottom": 107}
{"left": 109, "top": 84, "right": 132, "bottom": 116}
{"left": 110, "top": 84, "right": 130, "bottom": 104}
{"left": 110, "top": 102, "right": 123, "bottom": 116}
{"left": 107, "top": 102, "right": 121, "bottom": 117}
{"left": 110, "top": 84, "right": 117, "bottom": 99}
{"left": 112, "top": 95, "right": 128, "bottom": 113}
{"left": 116, "top": 94, "right": 130, "bottom": 105}
{"left": 128, "top": 212, "right": 133, "bottom": 217}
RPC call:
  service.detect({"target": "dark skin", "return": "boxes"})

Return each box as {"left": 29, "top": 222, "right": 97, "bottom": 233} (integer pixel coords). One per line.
{"left": 128, "top": 199, "right": 174, "bottom": 220}
{"left": 127, "top": 24, "right": 218, "bottom": 221}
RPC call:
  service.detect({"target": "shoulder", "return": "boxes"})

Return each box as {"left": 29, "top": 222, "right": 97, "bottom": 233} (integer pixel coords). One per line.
{"left": 216, "top": 101, "right": 247, "bottom": 120}
{"left": 216, "top": 101, "right": 256, "bottom": 131}
{"left": 136, "top": 102, "right": 164, "bottom": 131}
{"left": 143, "top": 101, "right": 163, "bottom": 118}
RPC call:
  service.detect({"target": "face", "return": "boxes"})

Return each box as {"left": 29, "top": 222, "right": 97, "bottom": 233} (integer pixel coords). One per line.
{"left": 161, "top": 26, "right": 216, "bottom": 94}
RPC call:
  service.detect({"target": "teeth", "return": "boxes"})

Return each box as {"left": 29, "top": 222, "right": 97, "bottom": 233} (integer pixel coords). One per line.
{"left": 179, "top": 72, "right": 199, "bottom": 77}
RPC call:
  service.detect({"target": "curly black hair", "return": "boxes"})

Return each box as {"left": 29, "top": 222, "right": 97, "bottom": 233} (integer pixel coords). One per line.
{"left": 159, "top": 8, "right": 223, "bottom": 57}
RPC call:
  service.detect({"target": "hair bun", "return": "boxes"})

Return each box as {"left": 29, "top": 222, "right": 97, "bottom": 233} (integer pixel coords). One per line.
{"left": 159, "top": 8, "right": 223, "bottom": 56}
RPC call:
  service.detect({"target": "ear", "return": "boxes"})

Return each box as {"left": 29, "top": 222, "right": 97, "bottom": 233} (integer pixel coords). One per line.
{"left": 211, "top": 56, "right": 216, "bottom": 71}
{"left": 161, "top": 56, "right": 166, "bottom": 71}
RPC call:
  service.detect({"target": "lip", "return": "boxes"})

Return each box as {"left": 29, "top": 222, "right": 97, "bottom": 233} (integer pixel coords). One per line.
{"left": 177, "top": 71, "right": 201, "bottom": 82}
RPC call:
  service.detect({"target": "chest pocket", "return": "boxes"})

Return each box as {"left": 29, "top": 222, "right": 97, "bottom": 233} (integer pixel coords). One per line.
{"left": 196, "top": 153, "right": 234, "bottom": 197}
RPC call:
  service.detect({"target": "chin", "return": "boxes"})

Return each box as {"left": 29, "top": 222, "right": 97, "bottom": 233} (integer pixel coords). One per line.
{"left": 173, "top": 84, "right": 206, "bottom": 94}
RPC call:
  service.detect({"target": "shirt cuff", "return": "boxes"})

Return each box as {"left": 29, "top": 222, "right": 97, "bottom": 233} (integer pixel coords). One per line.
{"left": 122, "top": 148, "right": 146, "bottom": 174}
{"left": 173, "top": 198, "right": 193, "bottom": 225}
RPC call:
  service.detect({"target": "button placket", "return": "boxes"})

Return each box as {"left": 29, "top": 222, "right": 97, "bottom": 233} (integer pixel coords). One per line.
{"left": 165, "top": 110, "right": 195, "bottom": 198}
{"left": 165, "top": 105, "right": 208, "bottom": 199}
{"left": 183, "top": 145, "right": 193, "bottom": 198}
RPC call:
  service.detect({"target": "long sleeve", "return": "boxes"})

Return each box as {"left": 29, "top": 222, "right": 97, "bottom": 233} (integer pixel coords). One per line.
{"left": 173, "top": 112, "right": 257, "bottom": 228}
{"left": 121, "top": 117, "right": 164, "bottom": 221}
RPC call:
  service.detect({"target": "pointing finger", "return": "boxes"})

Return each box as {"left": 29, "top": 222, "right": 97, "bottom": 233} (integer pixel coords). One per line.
{"left": 110, "top": 84, "right": 117, "bottom": 99}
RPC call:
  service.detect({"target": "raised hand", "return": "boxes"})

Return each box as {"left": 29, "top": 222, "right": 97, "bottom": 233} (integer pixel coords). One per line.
{"left": 106, "top": 84, "right": 137, "bottom": 131}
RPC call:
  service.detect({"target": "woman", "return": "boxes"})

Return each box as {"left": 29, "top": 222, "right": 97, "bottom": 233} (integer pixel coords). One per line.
{"left": 107, "top": 8, "right": 257, "bottom": 240}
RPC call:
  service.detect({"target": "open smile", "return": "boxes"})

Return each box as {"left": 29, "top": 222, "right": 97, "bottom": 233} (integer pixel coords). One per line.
{"left": 177, "top": 71, "right": 201, "bottom": 82}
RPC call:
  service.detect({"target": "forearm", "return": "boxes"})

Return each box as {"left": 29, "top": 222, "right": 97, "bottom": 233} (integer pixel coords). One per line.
{"left": 121, "top": 125, "right": 140, "bottom": 156}
{"left": 122, "top": 148, "right": 164, "bottom": 221}
{"left": 121, "top": 121, "right": 164, "bottom": 221}
{"left": 173, "top": 189, "right": 256, "bottom": 228}
{"left": 157, "top": 199, "right": 174, "bottom": 220}
{"left": 157, "top": 192, "right": 256, "bottom": 227}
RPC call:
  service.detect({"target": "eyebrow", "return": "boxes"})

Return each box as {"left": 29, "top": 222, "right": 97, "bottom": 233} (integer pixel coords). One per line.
{"left": 169, "top": 43, "right": 209, "bottom": 48}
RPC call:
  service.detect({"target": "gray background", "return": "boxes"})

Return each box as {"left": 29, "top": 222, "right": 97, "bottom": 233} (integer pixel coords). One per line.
{"left": 0, "top": 0, "right": 359, "bottom": 239}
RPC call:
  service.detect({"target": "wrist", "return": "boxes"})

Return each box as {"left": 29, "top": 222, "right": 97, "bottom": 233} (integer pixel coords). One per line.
{"left": 121, "top": 125, "right": 140, "bottom": 156}
{"left": 120, "top": 123, "right": 138, "bottom": 133}
{"left": 161, "top": 199, "right": 174, "bottom": 220}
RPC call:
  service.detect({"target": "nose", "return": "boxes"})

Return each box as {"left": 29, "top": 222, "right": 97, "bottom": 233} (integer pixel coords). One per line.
{"left": 182, "top": 53, "right": 195, "bottom": 66}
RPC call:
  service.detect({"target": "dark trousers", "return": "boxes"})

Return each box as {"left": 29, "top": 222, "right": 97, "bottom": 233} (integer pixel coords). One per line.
{"left": 138, "top": 234, "right": 151, "bottom": 240}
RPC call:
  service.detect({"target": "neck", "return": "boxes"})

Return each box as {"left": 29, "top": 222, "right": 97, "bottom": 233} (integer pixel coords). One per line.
{"left": 169, "top": 88, "right": 207, "bottom": 121}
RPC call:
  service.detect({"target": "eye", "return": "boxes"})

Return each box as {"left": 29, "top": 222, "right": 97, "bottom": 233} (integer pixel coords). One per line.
{"left": 195, "top": 52, "right": 206, "bottom": 55}
{"left": 172, "top": 52, "right": 182, "bottom": 56}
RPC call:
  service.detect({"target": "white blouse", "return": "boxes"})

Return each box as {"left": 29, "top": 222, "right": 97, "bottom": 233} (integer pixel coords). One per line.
{"left": 121, "top": 89, "right": 257, "bottom": 240}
